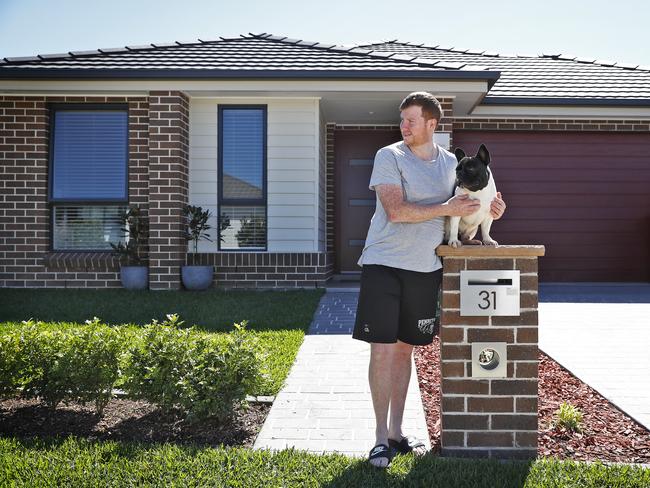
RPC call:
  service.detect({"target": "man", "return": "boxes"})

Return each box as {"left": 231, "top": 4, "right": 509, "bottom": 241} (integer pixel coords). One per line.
{"left": 352, "top": 92, "right": 506, "bottom": 468}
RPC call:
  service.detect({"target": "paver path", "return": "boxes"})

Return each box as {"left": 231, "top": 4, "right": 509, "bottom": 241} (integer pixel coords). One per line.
{"left": 254, "top": 292, "right": 431, "bottom": 456}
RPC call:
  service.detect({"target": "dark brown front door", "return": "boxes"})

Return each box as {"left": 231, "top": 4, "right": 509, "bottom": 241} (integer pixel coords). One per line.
{"left": 335, "top": 129, "right": 401, "bottom": 273}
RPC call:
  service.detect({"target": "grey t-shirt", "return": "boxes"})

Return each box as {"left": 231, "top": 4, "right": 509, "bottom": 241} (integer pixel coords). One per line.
{"left": 357, "top": 141, "right": 457, "bottom": 272}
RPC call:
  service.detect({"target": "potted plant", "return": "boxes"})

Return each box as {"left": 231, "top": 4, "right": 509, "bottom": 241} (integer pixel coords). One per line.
{"left": 110, "top": 205, "right": 149, "bottom": 290}
{"left": 181, "top": 204, "right": 216, "bottom": 290}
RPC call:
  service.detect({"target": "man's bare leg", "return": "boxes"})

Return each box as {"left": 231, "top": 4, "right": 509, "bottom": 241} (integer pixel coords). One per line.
{"left": 368, "top": 342, "right": 394, "bottom": 467}
{"left": 386, "top": 340, "right": 427, "bottom": 455}
{"left": 387, "top": 340, "right": 413, "bottom": 442}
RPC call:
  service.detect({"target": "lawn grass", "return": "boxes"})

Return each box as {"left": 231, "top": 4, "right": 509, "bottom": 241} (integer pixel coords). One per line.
{"left": 0, "top": 288, "right": 324, "bottom": 332}
{"left": 0, "top": 288, "right": 324, "bottom": 396}
{"left": 1, "top": 437, "right": 648, "bottom": 488}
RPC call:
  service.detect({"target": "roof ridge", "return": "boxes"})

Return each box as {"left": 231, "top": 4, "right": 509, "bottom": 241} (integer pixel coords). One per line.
{"left": 0, "top": 32, "right": 498, "bottom": 73}
{"left": 1, "top": 35, "right": 241, "bottom": 64}
{"left": 247, "top": 33, "right": 498, "bottom": 71}
{"left": 356, "top": 40, "right": 650, "bottom": 72}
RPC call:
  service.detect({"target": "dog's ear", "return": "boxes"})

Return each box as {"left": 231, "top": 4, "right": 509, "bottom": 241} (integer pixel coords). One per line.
{"left": 476, "top": 144, "right": 491, "bottom": 165}
{"left": 454, "top": 148, "right": 466, "bottom": 162}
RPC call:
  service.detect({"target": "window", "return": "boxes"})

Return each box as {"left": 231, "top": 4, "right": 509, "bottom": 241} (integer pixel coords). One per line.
{"left": 218, "top": 106, "right": 267, "bottom": 250}
{"left": 49, "top": 106, "right": 128, "bottom": 251}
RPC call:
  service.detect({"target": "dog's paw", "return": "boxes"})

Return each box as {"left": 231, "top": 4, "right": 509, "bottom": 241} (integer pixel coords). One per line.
{"left": 462, "top": 239, "right": 482, "bottom": 246}
{"left": 482, "top": 238, "right": 498, "bottom": 246}
{"left": 449, "top": 239, "right": 462, "bottom": 248}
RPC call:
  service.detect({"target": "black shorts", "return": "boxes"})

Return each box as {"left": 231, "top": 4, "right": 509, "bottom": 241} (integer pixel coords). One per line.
{"left": 352, "top": 264, "right": 442, "bottom": 346}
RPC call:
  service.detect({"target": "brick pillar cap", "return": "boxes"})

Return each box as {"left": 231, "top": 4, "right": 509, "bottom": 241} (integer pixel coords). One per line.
{"left": 436, "top": 245, "right": 545, "bottom": 258}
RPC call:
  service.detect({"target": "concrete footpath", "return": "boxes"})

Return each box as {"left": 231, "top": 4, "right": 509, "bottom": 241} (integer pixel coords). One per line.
{"left": 253, "top": 292, "right": 431, "bottom": 457}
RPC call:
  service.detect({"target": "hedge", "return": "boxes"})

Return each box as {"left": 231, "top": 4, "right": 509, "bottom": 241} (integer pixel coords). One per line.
{"left": 0, "top": 315, "right": 267, "bottom": 421}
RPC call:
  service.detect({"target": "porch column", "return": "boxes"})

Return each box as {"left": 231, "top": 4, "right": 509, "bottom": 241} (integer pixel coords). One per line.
{"left": 147, "top": 91, "right": 190, "bottom": 290}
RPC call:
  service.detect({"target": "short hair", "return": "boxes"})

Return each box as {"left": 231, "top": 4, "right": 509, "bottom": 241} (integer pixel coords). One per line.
{"left": 399, "top": 92, "right": 443, "bottom": 122}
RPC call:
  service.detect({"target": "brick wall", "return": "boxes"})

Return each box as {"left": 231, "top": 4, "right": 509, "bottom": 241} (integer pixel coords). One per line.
{"left": 453, "top": 118, "right": 650, "bottom": 132}
{"left": 0, "top": 95, "right": 148, "bottom": 288}
{"left": 437, "top": 246, "right": 544, "bottom": 459}
{"left": 147, "top": 92, "right": 189, "bottom": 290}
{"left": 187, "top": 252, "right": 332, "bottom": 288}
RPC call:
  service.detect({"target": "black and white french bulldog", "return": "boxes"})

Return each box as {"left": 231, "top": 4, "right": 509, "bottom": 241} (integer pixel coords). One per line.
{"left": 444, "top": 144, "right": 498, "bottom": 248}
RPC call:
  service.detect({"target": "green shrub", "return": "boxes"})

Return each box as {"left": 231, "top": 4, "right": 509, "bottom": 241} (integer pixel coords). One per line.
{"left": 0, "top": 319, "right": 123, "bottom": 414}
{"left": 121, "top": 314, "right": 195, "bottom": 412}
{"left": 553, "top": 401, "right": 584, "bottom": 432}
{"left": 60, "top": 317, "right": 123, "bottom": 414}
{"left": 2, "top": 315, "right": 266, "bottom": 421}
{"left": 0, "top": 326, "right": 24, "bottom": 396}
{"left": 22, "top": 324, "right": 69, "bottom": 409}
{"left": 179, "top": 322, "right": 267, "bottom": 422}
{"left": 123, "top": 315, "right": 267, "bottom": 422}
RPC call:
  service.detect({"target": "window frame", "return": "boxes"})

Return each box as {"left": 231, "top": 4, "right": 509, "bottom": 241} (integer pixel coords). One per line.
{"left": 217, "top": 105, "right": 268, "bottom": 252}
{"left": 48, "top": 103, "right": 130, "bottom": 252}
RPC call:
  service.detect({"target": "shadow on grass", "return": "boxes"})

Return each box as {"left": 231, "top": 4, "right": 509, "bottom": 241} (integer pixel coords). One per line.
{"left": 322, "top": 452, "right": 534, "bottom": 488}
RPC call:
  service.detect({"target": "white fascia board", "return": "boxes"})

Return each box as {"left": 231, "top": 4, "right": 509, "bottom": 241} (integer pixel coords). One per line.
{"left": 0, "top": 79, "right": 489, "bottom": 96}
{"left": 470, "top": 104, "right": 650, "bottom": 119}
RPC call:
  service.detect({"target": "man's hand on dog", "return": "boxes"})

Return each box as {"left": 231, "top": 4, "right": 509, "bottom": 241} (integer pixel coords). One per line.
{"left": 490, "top": 192, "right": 506, "bottom": 220}
{"left": 444, "top": 194, "right": 481, "bottom": 217}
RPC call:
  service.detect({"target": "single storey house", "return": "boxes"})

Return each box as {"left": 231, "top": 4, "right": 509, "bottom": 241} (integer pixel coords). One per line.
{"left": 1, "top": 32, "right": 648, "bottom": 289}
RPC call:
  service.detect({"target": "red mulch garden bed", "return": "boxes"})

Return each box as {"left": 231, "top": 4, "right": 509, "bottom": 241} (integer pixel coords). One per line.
{"left": 414, "top": 336, "right": 650, "bottom": 464}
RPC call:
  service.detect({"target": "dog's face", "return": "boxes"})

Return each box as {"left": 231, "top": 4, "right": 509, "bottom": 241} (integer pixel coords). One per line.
{"left": 453, "top": 144, "right": 491, "bottom": 192}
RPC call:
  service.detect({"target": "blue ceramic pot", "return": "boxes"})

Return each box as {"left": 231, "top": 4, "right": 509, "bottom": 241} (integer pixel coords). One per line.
{"left": 182, "top": 265, "right": 214, "bottom": 290}
{"left": 120, "top": 266, "right": 149, "bottom": 290}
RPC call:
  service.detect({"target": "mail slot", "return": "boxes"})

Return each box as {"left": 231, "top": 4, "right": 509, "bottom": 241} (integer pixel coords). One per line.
{"left": 460, "top": 270, "right": 520, "bottom": 316}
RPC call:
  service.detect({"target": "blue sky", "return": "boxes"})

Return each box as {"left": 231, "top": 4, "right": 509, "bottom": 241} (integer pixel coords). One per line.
{"left": 1, "top": 0, "right": 649, "bottom": 66}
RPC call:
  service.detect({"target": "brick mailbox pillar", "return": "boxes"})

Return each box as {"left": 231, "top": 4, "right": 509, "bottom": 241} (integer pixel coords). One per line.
{"left": 436, "top": 245, "right": 545, "bottom": 459}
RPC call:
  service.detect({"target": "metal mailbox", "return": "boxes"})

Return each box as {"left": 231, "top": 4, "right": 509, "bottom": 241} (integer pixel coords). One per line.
{"left": 460, "top": 270, "right": 520, "bottom": 316}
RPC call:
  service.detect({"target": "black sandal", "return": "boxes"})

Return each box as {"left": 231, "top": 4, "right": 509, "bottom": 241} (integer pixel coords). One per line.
{"left": 368, "top": 443, "right": 394, "bottom": 467}
{"left": 388, "top": 436, "right": 426, "bottom": 455}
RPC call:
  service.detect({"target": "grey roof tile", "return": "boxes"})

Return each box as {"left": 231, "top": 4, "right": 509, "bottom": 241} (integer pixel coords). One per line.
{"left": 5, "top": 55, "right": 40, "bottom": 62}
{"left": 412, "top": 57, "right": 439, "bottom": 66}
{"left": 297, "top": 40, "right": 318, "bottom": 47}
{"left": 176, "top": 40, "right": 199, "bottom": 46}
{"left": 368, "top": 51, "right": 395, "bottom": 58}
{"left": 330, "top": 45, "right": 355, "bottom": 52}
{"left": 436, "top": 61, "right": 465, "bottom": 69}
{"left": 460, "top": 64, "right": 490, "bottom": 71}
{"left": 151, "top": 43, "right": 178, "bottom": 48}
{"left": 125, "top": 45, "right": 155, "bottom": 51}
{"left": 265, "top": 35, "right": 287, "bottom": 41}
{"left": 37, "top": 53, "right": 70, "bottom": 60}
{"left": 391, "top": 54, "right": 417, "bottom": 61}
{"left": 98, "top": 47, "right": 129, "bottom": 54}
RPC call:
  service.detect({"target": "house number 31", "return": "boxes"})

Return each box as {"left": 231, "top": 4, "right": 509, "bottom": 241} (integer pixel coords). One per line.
{"left": 478, "top": 290, "right": 497, "bottom": 310}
